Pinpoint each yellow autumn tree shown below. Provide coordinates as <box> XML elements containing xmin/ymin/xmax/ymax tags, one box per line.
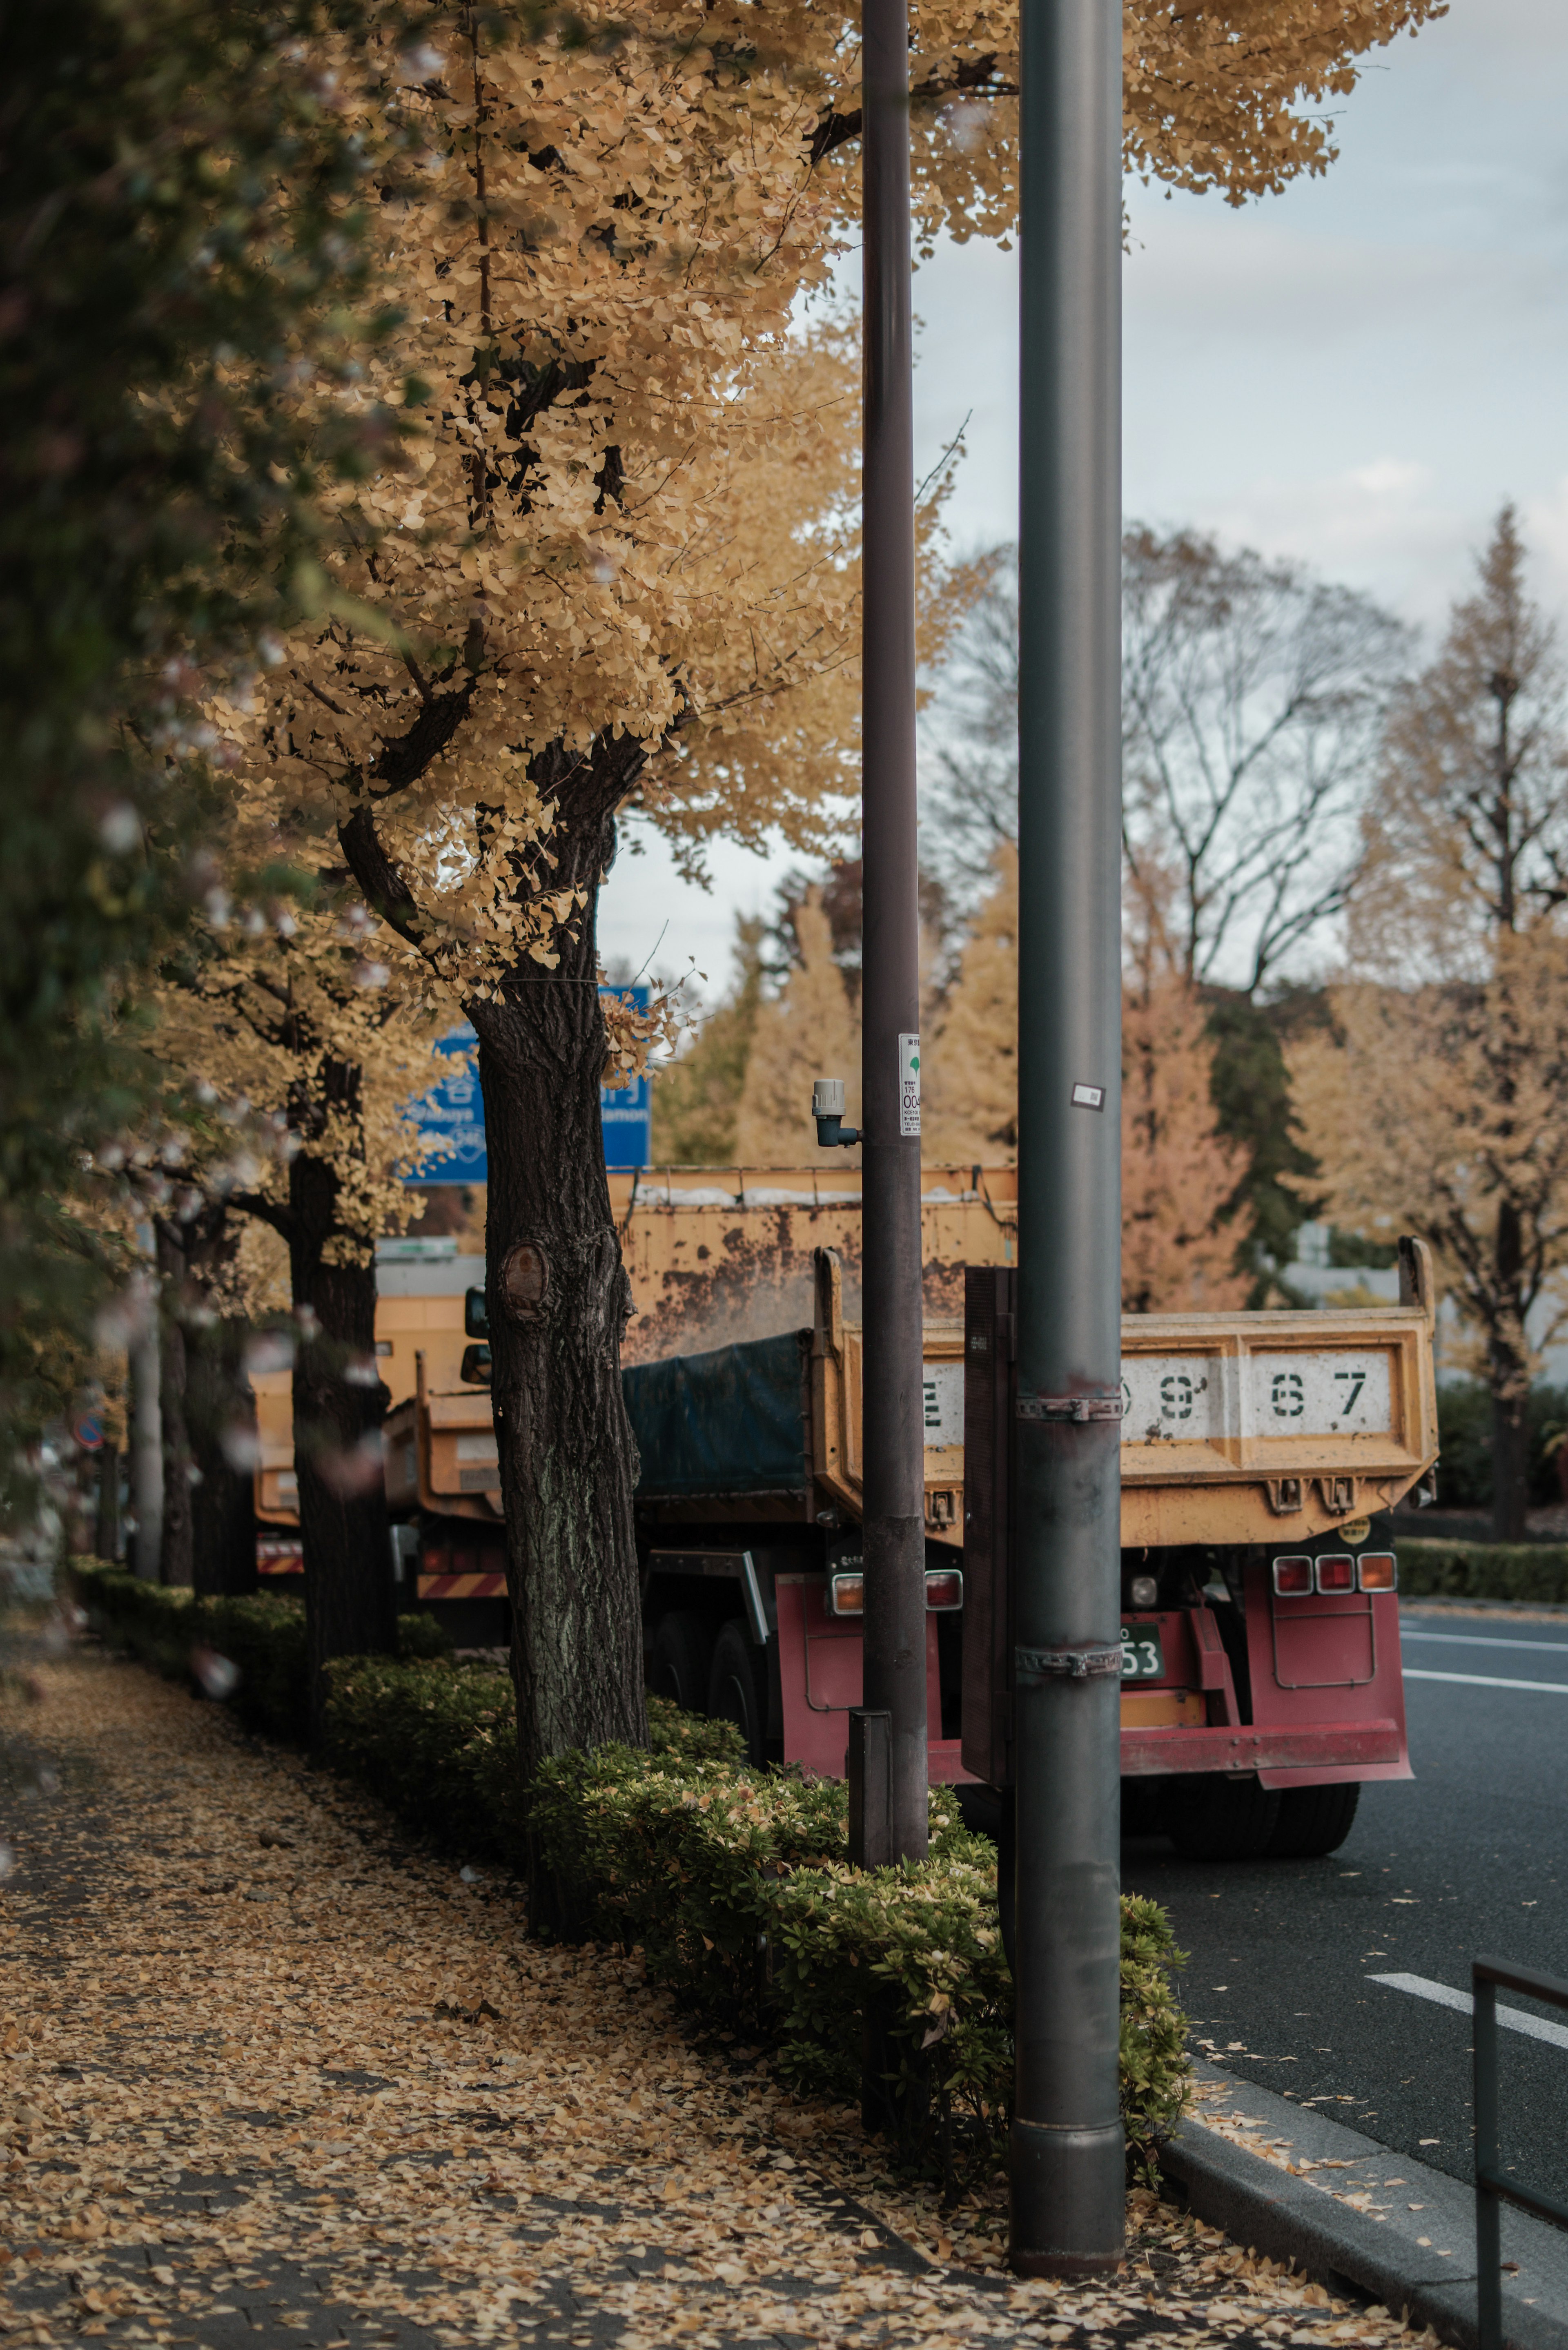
<box><xmin>1121</xmin><ymin>976</ymin><xmax>1252</xmax><ymax>1315</ymax></box>
<box><xmin>923</xmin><ymin>847</ymin><xmax>1020</xmax><ymax>1162</ymax></box>
<box><xmin>210</xmin><ymin>0</ymin><xmax>1448</xmax><ymax>1767</ymax></box>
<box><xmin>1298</xmin><ymin>509</ymin><xmax>1568</xmax><ymax>1538</ymax></box>
<box><xmin>925</xmin><ymin>851</ymin><xmax>1250</xmax><ymax>1305</ymax></box>
<box><xmin>734</xmin><ymin>891</ymin><xmax>862</xmax><ymax>1168</ymax></box>
<box><xmin>151</xmin><ymin>892</ymin><xmax>453</xmax><ymax>1733</ymax></box>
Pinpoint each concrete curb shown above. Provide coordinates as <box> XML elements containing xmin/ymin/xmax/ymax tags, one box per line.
<box><xmin>1159</xmin><ymin>2079</ymin><xmax>1568</xmax><ymax>2350</ymax></box>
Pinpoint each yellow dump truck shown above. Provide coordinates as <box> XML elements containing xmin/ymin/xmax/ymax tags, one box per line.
<box><xmin>250</xmin><ymin>1164</ymin><xmax>1019</xmax><ymax>1579</ymax></box>
<box><xmin>628</xmin><ymin>1239</ymin><xmax>1439</xmax><ymax>1861</ymax></box>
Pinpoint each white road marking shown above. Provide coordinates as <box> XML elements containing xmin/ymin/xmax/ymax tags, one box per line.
<box><xmin>1402</xmin><ymin>1668</ymin><xmax>1568</xmax><ymax>1694</ymax></box>
<box><xmin>1403</xmin><ymin>1630</ymin><xmax>1568</xmax><ymax>1655</ymax></box>
<box><xmin>1370</xmin><ymin>1973</ymin><xmax>1568</xmax><ymax>2052</ymax></box>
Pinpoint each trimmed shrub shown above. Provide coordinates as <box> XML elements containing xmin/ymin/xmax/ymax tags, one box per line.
<box><xmin>76</xmin><ymin>1560</ymin><xmax>1192</xmax><ymax>2193</ymax></box>
<box><xmin>1431</xmin><ymin>1378</ymin><xmax>1568</xmax><ymax>1511</ymax></box>
<box><xmin>1398</xmin><ymin>1539</ymin><xmax>1568</xmax><ymax>1606</ymax></box>
<box><xmin>321</xmin><ymin>1659</ymin><xmax>1189</xmax><ymax>2194</ymax></box>
<box><xmin>71</xmin><ymin>1559</ymin><xmax>448</xmax><ymax>1741</ymax></box>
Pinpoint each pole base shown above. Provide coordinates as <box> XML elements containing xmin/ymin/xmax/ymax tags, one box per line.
<box><xmin>1009</xmin><ymin>2118</ymin><xmax>1125</xmax><ymax>2277</ymax></box>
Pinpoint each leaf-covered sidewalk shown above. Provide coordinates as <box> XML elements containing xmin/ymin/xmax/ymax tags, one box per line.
<box><xmin>0</xmin><ymin>1648</ymin><xmax>1439</xmax><ymax>2350</ymax></box>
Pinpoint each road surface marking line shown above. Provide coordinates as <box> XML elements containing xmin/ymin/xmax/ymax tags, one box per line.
<box><xmin>1402</xmin><ymin>1668</ymin><xmax>1568</xmax><ymax>1694</ymax></box>
<box><xmin>1402</xmin><ymin>1631</ymin><xmax>1568</xmax><ymax>1655</ymax></box>
<box><xmin>1370</xmin><ymin>1973</ymin><xmax>1568</xmax><ymax>2051</ymax></box>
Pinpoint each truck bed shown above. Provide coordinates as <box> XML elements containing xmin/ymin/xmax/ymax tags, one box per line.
<box><xmin>629</xmin><ymin>1247</ymin><xmax>1439</xmax><ymax>1550</ymax></box>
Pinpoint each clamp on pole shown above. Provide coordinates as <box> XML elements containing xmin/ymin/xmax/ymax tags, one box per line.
<box><xmin>1015</xmin><ymin>1643</ymin><xmax>1123</xmax><ymax>1683</ymax></box>
<box><xmin>1016</xmin><ymin>1391</ymin><xmax>1125</xmax><ymax>1422</ymax></box>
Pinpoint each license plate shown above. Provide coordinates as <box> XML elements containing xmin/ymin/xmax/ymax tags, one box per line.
<box><xmin>1120</xmin><ymin>1623</ymin><xmax>1165</xmax><ymax>1681</ymax></box>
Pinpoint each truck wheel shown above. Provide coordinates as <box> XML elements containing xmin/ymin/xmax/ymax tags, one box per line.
<box><xmin>650</xmin><ymin>1612</ymin><xmax>716</xmax><ymax>1716</ymax></box>
<box><xmin>707</xmin><ymin>1620</ymin><xmax>766</xmax><ymax>1767</ymax></box>
<box><xmin>1266</xmin><ymin>1783</ymin><xmax>1361</xmax><ymax>1859</ymax></box>
<box><xmin>1167</xmin><ymin>1773</ymin><xmax>1281</xmax><ymax>1862</ymax></box>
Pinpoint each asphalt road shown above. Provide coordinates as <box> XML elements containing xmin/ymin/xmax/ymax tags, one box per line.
<box><xmin>1123</xmin><ymin>1603</ymin><xmax>1568</xmax><ymax>2207</ymax></box>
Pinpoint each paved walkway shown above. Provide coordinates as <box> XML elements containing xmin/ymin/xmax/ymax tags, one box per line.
<box><xmin>0</xmin><ymin>1647</ymin><xmax>1441</xmax><ymax>2350</ymax></box>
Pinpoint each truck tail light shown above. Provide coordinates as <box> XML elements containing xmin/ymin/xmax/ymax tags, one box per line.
<box><xmin>1315</xmin><ymin>1554</ymin><xmax>1355</xmax><ymax>1594</ymax></box>
<box><xmin>924</xmin><ymin>1568</ymin><xmax>964</xmax><ymax>1612</ymax></box>
<box><xmin>1358</xmin><ymin>1552</ymin><xmax>1397</xmax><ymax>1592</ymax></box>
<box><xmin>828</xmin><ymin>1571</ymin><xmax>864</xmax><ymax>1617</ymax></box>
<box><xmin>1272</xmin><ymin>1555</ymin><xmax>1312</xmax><ymax>1595</ymax></box>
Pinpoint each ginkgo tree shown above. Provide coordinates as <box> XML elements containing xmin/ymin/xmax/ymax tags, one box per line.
<box><xmin>217</xmin><ymin>0</ymin><xmax>1447</xmax><ymax>1773</ymax></box>
<box><xmin>153</xmin><ymin>890</ymin><xmax>454</xmax><ymax>1739</ymax></box>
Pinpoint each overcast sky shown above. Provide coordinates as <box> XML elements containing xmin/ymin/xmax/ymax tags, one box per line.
<box><xmin>601</xmin><ymin>0</ymin><xmax>1568</xmax><ymax>995</ymax></box>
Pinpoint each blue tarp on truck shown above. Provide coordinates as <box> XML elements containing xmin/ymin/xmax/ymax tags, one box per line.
<box><xmin>624</xmin><ymin>1330</ymin><xmax>806</xmax><ymax>1498</ymax></box>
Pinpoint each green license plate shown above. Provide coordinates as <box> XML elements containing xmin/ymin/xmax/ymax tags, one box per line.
<box><xmin>1120</xmin><ymin>1623</ymin><xmax>1165</xmax><ymax>1681</ymax></box>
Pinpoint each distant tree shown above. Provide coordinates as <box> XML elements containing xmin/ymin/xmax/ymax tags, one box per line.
<box><xmin>921</xmin><ymin>533</ymin><xmax>1383</xmax><ymax>1273</ymax></box>
<box><xmin>153</xmin><ymin>886</ymin><xmax>451</xmax><ymax>1739</ymax></box>
<box><xmin>1300</xmin><ymin>510</ymin><xmax>1568</xmax><ymax>1539</ymax></box>
<box><xmin>650</xmin><ymin>920</ymin><xmax>766</xmax><ymax>1167</ymax></box>
<box><xmin>923</xmin><ymin>533</ymin><xmax>1409</xmax><ymax>992</ymax></box>
<box><xmin>1202</xmin><ymin>989</ymin><xmax>1324</xmax><ymax>1299</ymax></box>
<box><xmin>922</xmin><ymin>852</ymin><xmax>1252</xmax><ymax>1306</ymax></box>
<box><xmin>1120</xmin><ymin>528</ymin><xmax>1410</xmax><ymax>992</ymax></box>
<box><xmin>1123</xmin><ymin>977</ymin><xmax>1253</xmax><ymax>1315</ymax></box>
<box><xmin>923</xmin><ymin>847</ymin><xmax>1020</xmax><ymax>1162</ymax></box>
<box><xmin>734</xmin><ymin>892</ymin><xmax>862</xmax><ymax>1168</ymax></box>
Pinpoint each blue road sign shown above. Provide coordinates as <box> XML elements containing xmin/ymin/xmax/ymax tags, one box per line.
<box><xmin>405</xmin><ymin>990</ymin><xmax>652</xmax><ymax>1182</ymax></box>
<box><xmin>601</xmin><ymin>984</ymin><xmax>652</xmax><ymax>1171</ymax></box>
<box><xmin>407</xmin><ymin>1026</ymin><xmax>487</xmax><ymax>1184</ymax></box>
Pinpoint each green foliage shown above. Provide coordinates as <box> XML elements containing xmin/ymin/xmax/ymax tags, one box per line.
<box><xmin>71</xmin><ymin>1558</ymin><xmax>447</xmax><ymax>1743</ymax></box>
<box><xmin>1427</xmin><ymin>1380</ymin><xmax>1568</xmax><ymax>1512</ymax></box>
<box><xmin>1326</xmin><ymin>1227</ymin><xmax>1397</xmax><ymax>1270</ymax></box>
<box><xmin>325</xmin><ymin>1655</ymin><xmax>517</xmax><ymax>1840</ymax></box>
<box><xmin>1202</xmin><ymin>988</ymin><xmax>1322</xmax><ymax>1299</ymax></box>
<box><xmin>76</xmin><ymin>1567</ymin><xmax>1190</xmax><ymax>2191</ymax></box>
<box><xmin>321</xmin><ymin>1660</ymin><xmax>1189</xmax><ymax>2194</ymax></box>
<box><xmin>649</xmin><ymin>918</ymin><xmax>765</xmax><ymax>1164</ymax></box>
<box><xmin>1397</xmin><ymin>1540</ymin><xmax>1568</xmax><ymax>1606</ymax></box>
<box><xmin>0</xmin><ymin>0</ymin><xmax>402</xmax><ymax>1476</ymax></box>
<box><xmin>528</xmin><ymin>1749</ymin><xmax>1189</xmax><ymax>2194</ymax></box>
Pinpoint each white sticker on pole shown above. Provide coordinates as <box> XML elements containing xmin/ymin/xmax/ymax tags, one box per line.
<box><xmin>899</xmin><ymin>1033</ymin><xmax>921</xmax><ymax>1136</ymax></box>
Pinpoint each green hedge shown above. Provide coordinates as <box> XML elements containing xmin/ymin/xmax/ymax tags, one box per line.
<box><xmin>71</xmin><ymin>1559</ymin><xmax>448</xmax><ymax>1742</ymax></box>
<box><xmin>75</xmin><ymin>1560</ymin><xmax>1192</xmax><ymax>2193</ymax></box>
<box><xmin>324</xmin><ymin>1657</ymin><xmax>1191</xmax><ymax>2195</ymax></box>
<box><xmin>1399</xmin><ymin>1539</ymin><xmax>1568</xmax><ymax>1605</ymax></box>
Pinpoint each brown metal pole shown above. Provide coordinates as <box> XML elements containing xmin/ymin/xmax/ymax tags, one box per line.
<box><xmin>857</xmin><ymin>0</ymin><xmax>929</xmax><ymax>1868</ymax></box>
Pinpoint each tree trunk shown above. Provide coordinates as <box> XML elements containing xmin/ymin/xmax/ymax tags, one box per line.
<box><xmin>188</xmin><ymin>1315</ymin><xmax>258</xmax><ymax>1597</ymax></box>
<box><xmin>1490</xmin><ymin>1200</ymin><xmax>1530</xmax><ymax>1542</ymax></box>
<box><xmin>288</xmin><ymin>1145</ymin><xmax>396</xmax><ymax>1750</ymax></box>
<box><xmin>94</xmin><ymin>1446</ymin><xmax>122</xmax><ymax>1563</ymax></box>
<box><xmin>128</xmin><ymin>1263</ymin><xmax>163</xmax><ymax>1581</ymax></box>
<box><xmin>155</xmin><ymin>1224</ymin><xmax>195</xmax><ymax>1587</ymax></box>
<box><xmin>471</xmin><ymin>811</ymin><xmax>647</xmax><ymax>1783</ymax></box>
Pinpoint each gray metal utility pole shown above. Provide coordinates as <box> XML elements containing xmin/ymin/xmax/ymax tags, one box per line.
<box><xmin>1010</xmin><ymin>0</ymin><xmax>1125</xmax><ymax>2279</ymax></box>
<box><xmin>856</xmin><ymin>0</ymin><xmax>928</xmax><ymax>1867</ymax></box>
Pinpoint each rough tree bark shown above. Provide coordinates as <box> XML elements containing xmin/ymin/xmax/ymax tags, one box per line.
<box><xmin>285</xmin><ymin>1133</ymin><xmax>397</xmax><ymax>1749</ymax></box>
<box><xmin>470</xmin><ymin>804</ymin><xmax>647</xmax><ymax>1785</ymax></box>
<box><xmin>154</xmin><ymin>1223</ymin><xmax>195</xmax><ymax>1589</ymax></box>
<box><xmin>187</xmin><ymin>1311</ymin><xmax>258</xmax><ymax>1597</ymax></box>
<box><xmin>339</xmin><ymin>743</ymin><xmax>650</xmax><ymax>1787</ymax></box>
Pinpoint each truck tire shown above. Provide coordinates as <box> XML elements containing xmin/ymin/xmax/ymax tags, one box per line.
<box><xmin>1266</xmin><ymin>1782</ymin><xmax>1361</xmax><ymax>1859</ymax></box>
<box><xmin>650</xmin><ymin>1612</ymin><xmax>716</xmax><ymax>1716</ymax></box>
<box><xmin>707</xmin><ymin>1620</ymin><xmax>766</xmax><ymax>1767</ymax></box>
<box><xmin>1167</xmin><ymin>1773</ymin><xmax>1281</xmax><ymax>1862</ymax></box>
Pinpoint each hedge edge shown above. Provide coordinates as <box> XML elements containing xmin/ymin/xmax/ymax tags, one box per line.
<box><xmin>71</xmin><ymin>1558</ymin><xmax>1193</xmax><ymax>2196</ymax></box>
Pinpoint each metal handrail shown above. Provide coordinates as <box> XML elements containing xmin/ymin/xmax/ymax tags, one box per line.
<box><xmin>1473</xmin><ymin>1955</ymin><xmax>1568</xmax><ymax>2350</ymax></box>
